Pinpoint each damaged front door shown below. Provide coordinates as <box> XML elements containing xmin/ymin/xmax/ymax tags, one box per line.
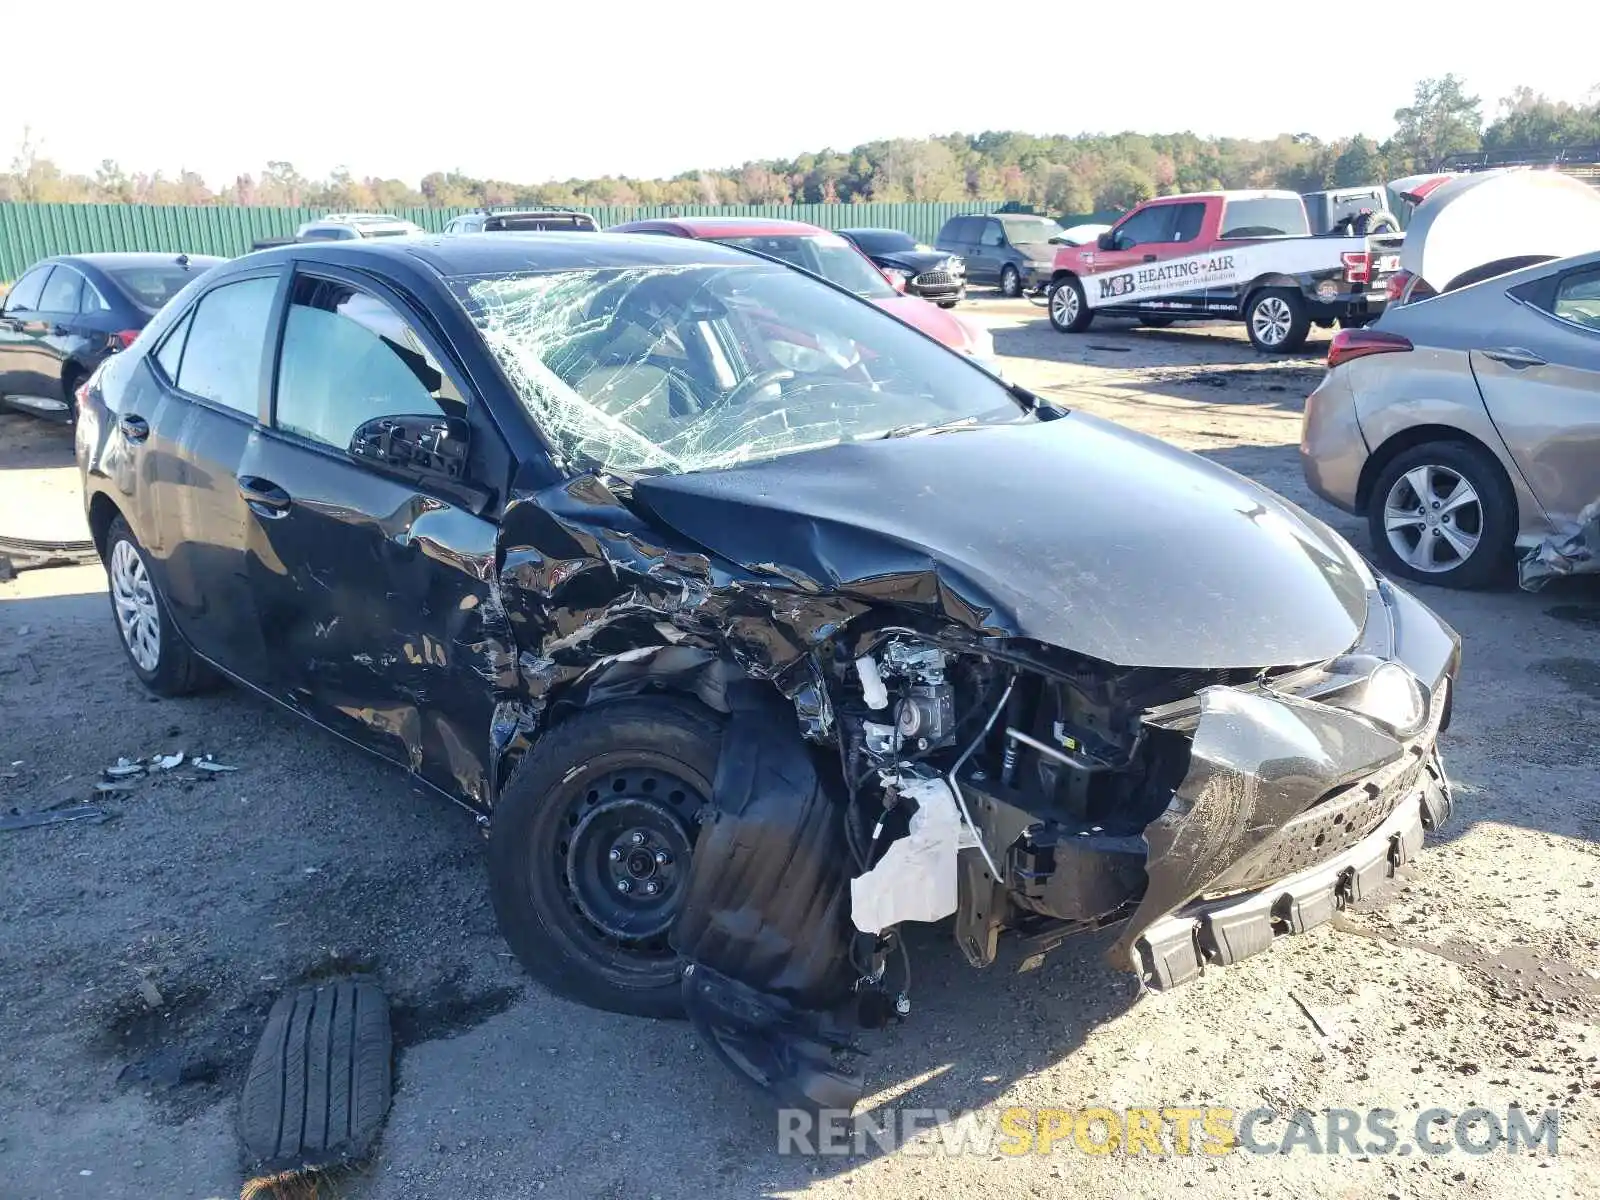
<box><xmin>240</xmin><ymin>266</ymin><xmax>512</xmax><ymax>806</ymax></box>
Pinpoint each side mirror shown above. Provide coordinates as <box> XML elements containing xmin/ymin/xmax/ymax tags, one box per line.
<box><xmin>1097</xmin><ymin>231</ymin><xmax>1118</xmax><ymax>251</ymax></box>
<box><xmin>350</xmin><ymin>413</ymin><xmax>470</xmax><ymax>481</ymax></box>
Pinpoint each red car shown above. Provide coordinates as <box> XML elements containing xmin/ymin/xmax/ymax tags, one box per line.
<box><xmin>606</xmin><ymin>216</ymin><xmax>996</xmax><ymax>365</ymax></box>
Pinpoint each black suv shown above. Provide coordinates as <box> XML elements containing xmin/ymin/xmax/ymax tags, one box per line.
<box><xmin>76</xmin><ymin>234</ymin><xmax>1458</xmax><ymax>1111</ymax></box>
<box><xmin>442</xmin><ymin>209</ymin><xmax>599</xmax><ymax>233</ymax></box>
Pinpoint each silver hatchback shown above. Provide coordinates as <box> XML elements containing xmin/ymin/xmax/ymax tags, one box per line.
<box><xmin>1301</xmin><ymin>249</ymin><xmax>1600</xmax><ymax>588</ymax></box>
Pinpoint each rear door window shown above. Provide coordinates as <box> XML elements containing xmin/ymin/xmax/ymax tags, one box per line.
<box><xmin>274</xmin><ymin>275</ymin><xmax>462</xmax><ymax>451</ymax></box>
<box><xmin>979</xmin><ymin>221</ymin><xmax>1004</xmax><ymax>247</ymax></box>
<box><xmin>3</xmin><ymin>266</ymin><xmax>52</xmax><ymax>313</ymax></box>
<box><xmin>172</xmin><ymin>276</ymin><xmax>278</xmax><ymax>416</ymax></box>
<box><xmin>39</xmin><ymin>266</ymin><xmax>83</xmax><ymax>313</ymax></box>
<box><xmin>1552</xmin><ymin>267</ymin><xmax>1600</xmax><ymax>332</ymax></box>
<box><xmin>1219</xmin><ymin>197</ymin><xmax>1309</xmax><ymax>239</ymax></box>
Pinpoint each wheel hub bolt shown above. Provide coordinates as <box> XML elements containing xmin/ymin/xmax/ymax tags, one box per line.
<box><xmin>608</xmin><ymin>848</ymin><xmax>622</xmax><ymax>862</ymax></box>
<box><xmin>616</xmin><ymin>879</ymin><xmax>632</xmax><ymax>894</ymax></box>
<box><xmin>630</xmin><ymin>831</ymin><xmax>646</xmax><ymax>846</ymax></box>
<box><xmin>654</xmin><ymin>850</ymin><xmax>671</xmax><ymax>866</ymax></box>
<box><xmin>643</xmin><ymin>881</ymin><xmax>660</xmax><ymax>896</ymax></box>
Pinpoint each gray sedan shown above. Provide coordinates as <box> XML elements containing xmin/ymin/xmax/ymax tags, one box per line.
<box><xmin>1302</xmin><ymin>249</ymin><xmax>1600</xmax><ymax>588</ymax></box>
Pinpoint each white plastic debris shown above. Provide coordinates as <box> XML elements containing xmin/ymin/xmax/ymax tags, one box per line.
<box><xmin>855</xmin><ymin>655</ymin><xmax>888</xmax><ymax>710</ymax></box>
<box><xmin>850</xmin><ymin>777</ymin><xmax>976</xmax><ymax>934</ymax></box>
<box><xmin>194</xmin><ymin>758</ymin><xmax>238</xmax><ymax>774</ymax></box>
<box><xmin>153</xmin><ymin>752</ymin><xmax>185</xmax><ymax>771</ymax></box>
<box><xmin>104</xmin><ymin>759</ymin><xmax>145</xmax><ymax>780</ymax></box>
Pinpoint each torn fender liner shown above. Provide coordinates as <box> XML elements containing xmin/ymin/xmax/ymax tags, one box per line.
<box><xmin>239</xmin><ymin>980</ymin><xmax>392</xmax><ymax>1173</ymax></box>
<box><xmin>1112</xmin><ymin>685</ymin><xmax>1408</xmax><ymax>973</ymax></box>
<box><xmin>850</xmin><ymin>777</ymin><xmax>974</xmax><ymax>934</ymax></box>
<box><xmin>1519</xmin><ymin>497</ymin><xmax>1600</xmax><ymax>591</ymax></box>
<box><xmin>671</xmin><ymin>684</ymin><xmax>862</xmax><ymax>1110</ymax></box>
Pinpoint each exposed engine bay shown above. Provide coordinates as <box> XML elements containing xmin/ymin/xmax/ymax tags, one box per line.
<box><xmin>669</xmin><ymin>579</ymin><xmax>1459</xmax><ymax>1111</ymax></box>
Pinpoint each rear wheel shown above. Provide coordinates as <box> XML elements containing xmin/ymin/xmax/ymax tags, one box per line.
<box><xmin>999</xmin><ymin>265</ymin><xmax>1022</xmax><ymax>298</ymax></box>
<box><xmin>1244</xmin><ymin>288</ymin><xmax>1310</xmax><ymax>352</ymax></box>
<box><xmin>488</xmin><ymin>698</ymin><xmax>722</xmax><ymax>1018</ymax></box>
<box><xmin>1047</xmin><ymin>276</ymin><xmax>1093</xmax><ymax>333</ymax></box>
<box><xmin>1365</xmin><ymin>441</ymin><xmax>1516</xmax><ymax>589</ymax></box>
<box><xmin>104</xmin><ymin>517</ymin><xmax>213</xmax><ymax>695</ymax></box>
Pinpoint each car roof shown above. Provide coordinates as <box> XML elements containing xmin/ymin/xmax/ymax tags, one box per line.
<box><xmin>471</xmin><ymin>209</ymin><xmax>593</xmax><ymax>219</ymax></box>
<box><xmin>243</xmin><ymin>231</ymin><xmax>769</xmax><ymax>278</ymax></box>
<box><xmin>609</xmin><ymin>215</ymin><xmax>828</xmax><ymax>239</ymax></box>
<box><xmin>50</xmin><ymin>252</ymin><xmax>227</xmax><ymax>271</ymax></box>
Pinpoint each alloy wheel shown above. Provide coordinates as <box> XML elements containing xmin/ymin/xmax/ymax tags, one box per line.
<box><xmin>1382</xmin><ymin>464</ymin><xmax>1482</xmax><ymax>573</ymax></box>
<box><xmin>1250</xmin><ymin>295</ymin><xmax>1293</xmax><ymax>347</ymax></box>
<box><xmin>110</xmin><ymin>539</ymin><xmax>160</xmax><ymax>672</ymax></box>
<box><xmin>1050</xmin><ymin>284</ymin><xmax>1079</xmax><ymax>326</ymax></box>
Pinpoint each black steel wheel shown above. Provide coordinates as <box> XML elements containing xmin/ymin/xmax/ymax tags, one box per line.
<box><xmin>488</xmin><ymin>698</ymin><xmax>721</xmax><ymax>1017</ymax></box>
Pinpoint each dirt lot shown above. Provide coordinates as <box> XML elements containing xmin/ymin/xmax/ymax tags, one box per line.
<box><xmin>2</xmin><ymin>298</ymin><xmax>1597</xmax><ymax>1200</ymax></box>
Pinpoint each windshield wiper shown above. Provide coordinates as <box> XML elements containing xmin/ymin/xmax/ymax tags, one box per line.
<box><xmin>879</xmin><ymin>416</ymin><xmax>982</xmax><ymax>439</ymax></box>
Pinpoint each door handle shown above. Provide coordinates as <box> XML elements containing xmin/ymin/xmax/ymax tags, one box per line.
<box><xmin>118</xmin><ymin>414</ymin><xmax>150</xmax><ymax>443</ymax></box>
<box><xmin>1142</xmin><ymin>254</ymin><xmax>1158</xmax><ymax>262</ymax></box>
<box><xmin>1483</xmin><ymin>346</ymin><xmax>1547</xmax><ymax>369</ymax></box>
<box><xmin>238</xmin><ymin>476</ymin><xmax>292</xmax><ymax>518</ymax></box>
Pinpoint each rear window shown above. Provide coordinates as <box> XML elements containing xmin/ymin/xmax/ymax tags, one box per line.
<box><xmin>484</xmin><ymin>214</ymin><xmax>599</xmax><ymax>232</ymax></box>
<box><xmin>108</xmin><ymin>264</ymin><xmax>211</xmax><ymax>313</ymax></box>
<box><xmin>1220</xmin><ymin>197</ymin><xmax>1309</xmax><ymax>239</ymax></box>
<box><xmin>998</xmin><ymin>217</ymin><xmax>1065</xmax><ymax>245</ymax></box>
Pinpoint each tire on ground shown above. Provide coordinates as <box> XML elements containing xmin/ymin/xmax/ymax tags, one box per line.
<box><xmin>1244</xmin><ymin>287</ymin><xmax>1311</xmax><ymax>352</ymax></box>
<box><xmin>487</xmin><ymin>696</ymin><xmax>724</xmax><ymax>1019</ymax></box>
<box><xmin>104</xmin><ymin>516</ymin><xmax>215</xmax><ymax>696</ymax></box>
<box><xmin>1364</xmin><ymin>439</ymin><xmax>1517</xmax><ymax>589</ymax></box>
<box><xmin>1047</xmin><ymin>275</ymin><xmax>1093</xmax><ymax>333</ymax></box>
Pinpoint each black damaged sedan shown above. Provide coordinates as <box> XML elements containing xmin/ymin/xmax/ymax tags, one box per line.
<box><xmin>77</xmin><ymin>233</ymin><xmax>1459</xmax><ymax>1110</ymax></box>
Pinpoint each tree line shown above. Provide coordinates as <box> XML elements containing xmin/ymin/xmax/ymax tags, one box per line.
<box><xmin>3</xmin><ymin>77</ymin><xmax>1596</xmax><ymax>213</ymax></box>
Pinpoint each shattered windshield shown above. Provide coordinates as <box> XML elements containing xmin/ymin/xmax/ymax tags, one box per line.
<box><xmin>453</xmin><ymin>262</ymin><xmax>1020</xmax><ymax>475</ymax></box>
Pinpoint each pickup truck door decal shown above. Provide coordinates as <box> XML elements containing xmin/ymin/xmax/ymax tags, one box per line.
<box><xmin>1080</xmin><ymin>237</ymin><xmax>1367</xmax><ymax>310</ymax></box>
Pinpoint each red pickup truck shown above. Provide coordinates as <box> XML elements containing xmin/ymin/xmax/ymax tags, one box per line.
<box><xmin>1045</xmin><ymin>190</ymin><xmax>1403</xmax><ymax>351</ymax></box>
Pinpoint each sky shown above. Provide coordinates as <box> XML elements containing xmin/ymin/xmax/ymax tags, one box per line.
<box><xmin>5</xmin><ymin>0</ymin><xmax>1595</xmax><ymax>188</ymax></box>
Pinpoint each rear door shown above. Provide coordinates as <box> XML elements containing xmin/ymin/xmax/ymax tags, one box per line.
<box><xmin>1471</xmin><ymin>262</ymin><xmax>1600</xmax><ymax>523</ymax></box>
<box><xmin>237</xmin><ymin>262</ymin><xmax>509</xmax><ymax>804</ymax></box>
<box><xmin>125</xmin><ymin>267</ymin><xmax>283</xmax><ymax>681</ymax></box>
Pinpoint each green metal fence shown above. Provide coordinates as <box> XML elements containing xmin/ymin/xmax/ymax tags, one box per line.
<box><xmin>0</xmin><ymin>201</ymin><xmax>1017</xmax><ymax>280</ymax></box>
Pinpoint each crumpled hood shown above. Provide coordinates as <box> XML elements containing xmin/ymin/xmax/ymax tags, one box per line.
<box><xmin>631</xmin><ymin>411</ymin><xmax>1371</xmax><ymax>669</ymax></box>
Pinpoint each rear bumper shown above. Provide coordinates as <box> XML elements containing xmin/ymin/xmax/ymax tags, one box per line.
<box><xmin>1133</xmin><ymin>753</ymin><xmax>1452</xmax><ymax>989</ymax></box>
<box><xmin>1300</xmin><ymin>367</ymin><xmax>1370</xmax><ymax>514</ymax></box>
<box><xmin>1308</xmin><ymin>288</ymin><xmax>1389</xmax><ymax>322</ymax></box>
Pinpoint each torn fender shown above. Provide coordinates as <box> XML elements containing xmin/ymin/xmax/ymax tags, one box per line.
<box><xmin>1110</xmin><ymin>684</ymin><xmax>1407</xmax><ymax>969</ymax></box>
<box><xmin>1519</xmin><ymin>497</ymin><xmax>1600</xmax><ymax>591</ymax></box>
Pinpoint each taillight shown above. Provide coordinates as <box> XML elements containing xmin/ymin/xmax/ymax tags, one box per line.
<box><xmin>75</xmin><ymin>382</ymin><xmax>91</xmax><ymax>411</ymax></box>
<box><xmin>1341</xmin><ymin>250</ymin><xmax>1371</xmax><ymax>284</ymax></box>
<box><xmin>113</xmin><ymin>329</ymin><xmax>140</xmax><ymax>350</ymax></box>
<box><xmin>1385</xmin><ymin>270</ymin><xmax>1437</xmax><ymax>306</ymax></box>
<box><xmin>1328</xmin><ymin>329</ymin><xmax>1413</xmax><ymax>369</ymax></box>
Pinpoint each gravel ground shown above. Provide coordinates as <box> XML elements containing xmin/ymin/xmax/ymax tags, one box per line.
<box><xmin>1</xmin><ymin>299</ymin><xmax>1597</xmax><ymax>1200</ymax></box>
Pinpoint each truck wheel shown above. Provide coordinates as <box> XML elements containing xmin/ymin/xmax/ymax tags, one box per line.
<box><xmin>1245</xmin><ymin>288</ymin><xmax>1310</xmax><ymax>352</ymax></box>
<box><xmin>488</xmin><ymin>697</ymin><xmax>723</xmax><ymax>1018</ymax></box>
<box><xmin>1356</xmin><ymin>210</ymin><xmax>1400</xmax><ymax>235</ymax></box>
<box><xmin>1047</xmin><ymin>276</ymin><xmax>1093</xmax><ymax>333</ymax></box>
<box><xmin>1366</xmin><ymin>441</ymin><xmax>1515</xmax><ymax>589</ymax></box>
<box><xmin>999</xmin><ymin>265</ymin><xmax>1022</xmax><ymax>297</ymax></box>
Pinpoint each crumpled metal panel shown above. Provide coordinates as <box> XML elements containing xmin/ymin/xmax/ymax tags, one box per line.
<box><xmin>1109</xmin><ymin>685</ymin><xmax>1405</xmax><ymax>966</ymax></box>
<box><xmin>1519</xmin><ymin>497</ymin><xmax>1600</xmax><ymax>590</ymax></box>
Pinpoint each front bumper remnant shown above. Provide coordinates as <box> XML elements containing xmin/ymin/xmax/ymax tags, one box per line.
<box><xmin>1134</xmin><ymin>754</ymin><xmax>1452</xmax><ymax>989</ymax></box>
